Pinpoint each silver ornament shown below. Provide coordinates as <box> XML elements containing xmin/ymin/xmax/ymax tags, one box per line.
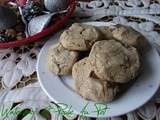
<box><xmin>27</xmin><ymin>10</ymin><xmax>67</xmax><ymax>36</ymax></box>
<box><xmin>44</xmin><ymin>0</ymin><xmax>68</xmax><ymax>12</ymax></box>
<box><xmin>0</xmin><ymin>6</ymin><xmax>17</xmax><ymax>30</ymax></box>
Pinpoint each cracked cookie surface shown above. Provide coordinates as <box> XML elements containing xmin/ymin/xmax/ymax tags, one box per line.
<box><xmin>89</xmin><ymin>40</ymin><xmax>140</xmax><ymax>83</ymax></box>
<box><xmin>112</xmin><ymin>25</ymin><xmax>146</xmax><ymax>52</ymax></box>
<box><xmin>98</xmin><ymin>26</ymin><xmax>115</xmax><ymax>39</ymax></box>
<box><xmin>72</xmin><ymin>57</ymin><xmax>119</xmax><ymax>102</ymax></box>
<box><xmin>47</xmin><ymin>43</ymin><xmax>79</xmax><ymax>75</ymax></box>
<box><xmin>60</xmin><ymin>23</ymin><xmax>101</xmax><ymax>51</ymax></box>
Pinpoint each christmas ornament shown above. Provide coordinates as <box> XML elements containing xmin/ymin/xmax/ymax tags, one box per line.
<box><xmin>0</xmin><ymin>5</ymin><xmax>17</xmax><ymax>29</ymax></box>
<box><xmin>44</xmin><ymin>0</ymin><xmax>67</xmax><ymax>12</ymax></box>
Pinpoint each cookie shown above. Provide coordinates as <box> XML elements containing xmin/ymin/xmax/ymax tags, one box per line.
<box><xmin>47</xmin><ymin>43</ymin><xmax>79</xmax><ymax>75</ymax></box>
<box><xmin>89</xmin><ymin>40</ymin><xmax>140</xmax><ymax>83</ymax></box>
<box><xmin>72</xmin><ymin>57</ymin><xmax>119</xmax><ymax>102</ymax></box>
<box><xmin>60</xmin><ymin>23</ymin><xmax>101</xmax><ymax>51</ymax></box>
<box><xmin>98</xmin><ymin>26</ymin><xmax>115</xmax><ymax>39</ymax></box>
<box><xmin>112</xmin><ymin>25</ymin><xmax>146</xmax><ymax>51</ymax></box>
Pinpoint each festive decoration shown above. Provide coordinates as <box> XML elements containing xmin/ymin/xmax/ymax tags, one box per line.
<box><xmin>0</xmin><ymin>0</ymin><xmax>76</xmax><ymax>48</ymax></box>
<box><xmin>0</xmin><ymin>34</ymin><xmax>12</xmax><ymax>42</ymax></box>
<box><xmin>0</xmin><ymin>29</ymin><xmax>17</xmax><ymax>42</ymax></box>
<box><xmin>21</xmin><ymin>0</ymin><xmax>43</xmax><ymax>22</ymax></box>
<box><xmin>0</xmin><ymin>5</ymin><xmax>17</xmax><ymax>29</ymax></box>
<box><xmin>27</xmin><ymin>10</ymin><xmax>67</xmax><ymax>35</ymax></box>
<box><xmin>44</xmin><ymin>0</ymin><xmax>68</xmax><ymax>12</ymax></box>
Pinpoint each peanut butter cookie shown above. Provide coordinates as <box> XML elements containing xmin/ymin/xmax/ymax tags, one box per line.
<box><xmin>112</xmin><ymin>25</ymin><xmax>146</xmax><ymax>51</ymax></box>
<box><xmin>60</xmin><ymin>23</ymin><xmax>101</xmax><ymax>51</ymax></box>
<box><xmin>47</xmin><ymin>43</ymin><xmax>79</xmax><ymax>75</ymax></box>
<box><xmin>89</xmin><ymin>40</ymin><xmax>140</xmax><ymax>83</ymax></box>
<box><xmin>72</xmin><ymin>57</ymin><xmax>119</xmax><ymax>102</ymax></box>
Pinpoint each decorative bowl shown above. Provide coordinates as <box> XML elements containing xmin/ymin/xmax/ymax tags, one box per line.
<box><xmin>0</xmin><ymin>0</ymin><xmax>76</xmax><ymax>48</ymax></box>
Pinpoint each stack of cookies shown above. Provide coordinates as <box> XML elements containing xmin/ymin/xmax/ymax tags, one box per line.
<box><xmin>47</xmin><ymin>23</ymin><xmax>146</xmax><ymax>102</ymax></box>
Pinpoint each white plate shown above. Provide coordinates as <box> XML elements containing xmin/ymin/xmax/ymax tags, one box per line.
<box><xmin>37</xmin><ymin>22</ymin><xmax>160</xmax><ymax>118</ymax></box>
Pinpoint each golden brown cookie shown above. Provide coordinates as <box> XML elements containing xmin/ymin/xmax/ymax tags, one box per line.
<box><xmin>72</xmin><ymin>57</ymin><xmax>119</xmax><ymax>102</ymax></box>
<box><xmin>98</xmin><ymin>26</ymin><xmax>115</xmax><ymax>39</ymax></box>
<box><xmin>47</xmin><ymin>43</ymin><xmax>79</xmax><ymax>75</ymax></box>
<box><xmin>112</xmin><ymin>25</ymin><xmax>146</xmax><ymax>51</ymax></box>
<box><xmin>89</xmin><ymin>40</ymin><xmax>140</xmax><ymax>83</ymax></box>
<box><xmin>60</xmin><ymin>23</ymin><xmax>101</xmax><ymax>51</ymax></box>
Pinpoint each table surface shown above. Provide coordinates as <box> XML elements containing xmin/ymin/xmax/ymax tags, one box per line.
<box><xmin>0</xmin><ymin>0</ymin><xmax>160</xmax><ymax>120</ymax></box>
